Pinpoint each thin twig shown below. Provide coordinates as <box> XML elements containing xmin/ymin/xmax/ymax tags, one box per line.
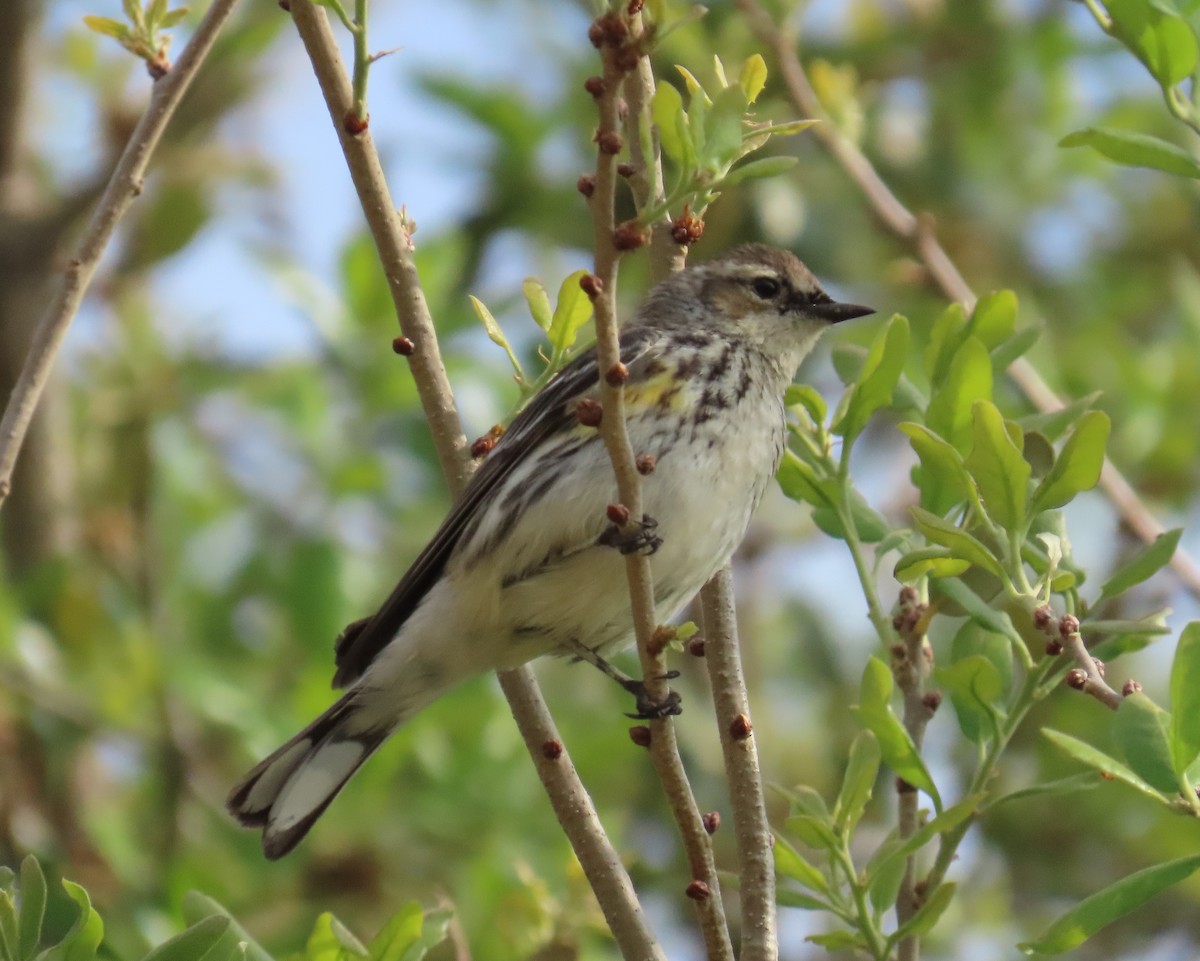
<box><xmin>1033</xmin><ymin>606</ymin><xmax>1124</xmax><ymax>711</ymax></box>
<box><xmin>0</xmin><ymin>0</ymin><xmax>242</xmax><ymax>508</ymax></box>
<box><xmin>700</xmin><ymin>568</ymin><xmax>778</xmax><ymax>961</ymax></box>
<box><xmin>588</xmin><ymin>23</ymin><xmax>734</xmax><ymax>961</ymax></box>
<box><xmin>737</xmin><ymin>0</ymin><xmax>1200</xmax><ymax>600</ymax></box>
<box><xmin>289</xmin><ymin>6</ymin><xmax>664</xmax><ymax>958</ymax></box>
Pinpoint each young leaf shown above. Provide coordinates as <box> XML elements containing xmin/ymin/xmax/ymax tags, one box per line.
<box><xmin>929</xmin><ymin>577</ymin><xmax>1018</xmax><ymax>639</ymax></box>
<box><xmin>987</xmin><ymin>772</ymin><xmax>1101</xmax><ymax>809</ymax></box>
<box><xmin>521</xmin><ymin>278</ymin><xmax>552</xmax><ymax>331</ymax></box>
<box><xmin>139</xmin><ymin>918</ymin><xmax>231</xmax><ymax>961</ymax></box>
<box><xmin>1113</xmin><ymin>694</ymin><xmax>1177</xmax><ymax>793</ymax></box>
<box><xmin>773</xmin><ymin>833</ymin><xmax>829</xmax><ymax>892</ymax></box>
<box><xmin>935</xmin><ymin>655</ymin><xmax>1004</xmax><ymax>744</ymax></box>
<box><xmin>1169</xmin><ymin>623</ymin><xmax>1200</xmax><ymax>775</ymax></box>
<box><xmin>1106</xmin><ymin>0</ymin><xmax>1198</xmax><ymax>86</ymax></box>
<box><xmin>1019</xmin><ymin>856</ymin><xmax>1200</xmax><ymax>955</ymax></box>
<box><xmin>967</xmin><ymin>290</ymin><xmax>1017</xmax><ymax>349</ymax></box>
<box><xmin>46</xmin><ymin>882</ymin><xmax>103</xmax><ymax>961</ymax></box>
<box><xmin>1095</xmin><ymin>529</ymin><xmax>1182</xmax><ymax>604</ymax></box>
<box><xmin>160</xmin><ymin>6</ymin><xmax>189</xmax><ymax>27</ymax></box>
<box><xmin>894</xmin><ymin>547</ymin><xmax>970</xmax><ymax>582</ymax></box>
<box><xmin>82</xmin><ymin>16</ymin><xmax>132</xmax><ymax>40</ymax></box>
<box><xmin>889</xmin><ymin>882</ymin><xmax>956</xmax><ymax>944</ymax></box>
<box><xmin>548</xmin><ymin>270</ymin><xmax>594</xmax><ymax>354</ymax></box>
<box><xmin>181</xmin><ymin>893</ymin><xmax>273</xmax><ymax>961</ymax></box>
<box><xmin>1030</xmin><ymin>411</ymin><xmax>1109</xmax><ymax>515</ymax></box>
<box><xmin>651</xmin><ymin>82</ymin><xmax>687</xmax><ymax>163</ymax></box>
<box><xmin>776</xmin><ymin>450</ymin><xmax>836</xmax><ymax>509</ymax></box>
<box><xmin>909</xmin><ymin>506</ymin><xmax>1005</xmax><ymax>577</ymax></box>
<box><xmin>739</xmin><ymin>53</ymin><xmax>768</xmax><ymax>102</ymax></box>
<box><xmin>864</xmin><ymin>797</ymin><xmax>981</xmax><ymax>891</ymax></box>
<box><xmin>17</xmin><ymin>858</ymin><xmax>46</xmax><ymax>961</ymax></box>
<box><xmin>722</xmin><ymin>155</ymin><xmax>798</xmax><ymax>186</ymax></box>
<box><xmin>964</xmin><ymin>400</ymin><xmax>1030</xmax><ymax>532</ymax></box>
<box><xmin>833</xmin><ymin>314</ymin><xmax>910</xmax><ymax>444</ymax></box>
<box><xmin>898</xmin><ymin>422</ymin><xmax>974</xmax><ymax>515</ymax></box>
<box><xmin>702</xmin><ymin>84</ymin><xmax>749</xmax><ymax>171</ymax></box>
<box><xmin>784</xmin><ymin>814</ymin><xmax>839</xmax><ymax>851</ymax></box>
<box><xmin>1041</xmin><ymin>730</ymin><xmax>1171</xmax><ymax>804</ymax></box>
<box><xmin>924</xmin><ymin>302</ymin><xmax>967</xmax><ymax>386</ymax></box>
<box><xmin>366</xmin><ymin>903</ymin><xmax>424</xmax><ymax>961</ymax></box>
<box><xmin>925</xmin><ymin>336</ymin><xmax>993</xmax><ymax>453</ymax></box>
<box><xmin>785</xmin><ymin>384</ymin><xmax>827</xmax><ymax>424</ymax></box>
<box><xmin>1060</xmin><ymin>127</ymin><xmax>1200</xmax><ymax>178</ymax></box>
<box><xmin>851</xmin><ymin>658</ymin><xmax>941</xmax><ymax>808</ymax></box>
<box><xmin>833</xmin><ymin>730</ymin><xmax>881</xmax><ymax>832</ymax></box>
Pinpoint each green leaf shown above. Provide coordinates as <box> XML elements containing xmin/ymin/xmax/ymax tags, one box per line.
<box><xmin>1114</xmin><ymin>694</ymin><xmax>1178</xmax><ymax>795</ymax></box>
<box><xmin>967</xmin><ymin>290</ymin><xmax>1017</xmax><ymax>349</ymax></box>
<box><xmin>833</xmin><ymin>730</ymin><xmax>880</xmax><ymax>832</ymax></box>
<box><xmin>548</xmin><ymin>270</ymin><xmax>594</xmax><ymax>355</ymax></box>
<box><xmin>924</xmin><ymin>302</ymin><xmax>968</xmax><ymax>386</ymax></box>
<box><xmin>834</xmin><ymin>315</ymin><xmax>910</xmax><ymax>444</ymax></box>
<box><xmin>738</xmin><ymin>53</ymin><xmax>768</xmax><ymax>102</ymax></box>
<box><xmin>1096</xmin><ymin>529</ymin><xmax>1182</xmax><ymax>604</ymax></box>
<box><xmin>776</xmin><ymin>450</ymin><xmax>835</xmax><ymax>509</ymax></box>
<box><xmin>865</xmin><ymin>797</ymin><xmax>981</xmax><ymax>890</ymax></box>
<box><xmin>812</xmin><ymin>487</ymin><xmax>890</xmax><ymax>544</ymax></box>
<box><xmin>773</xmin><ymin>834</ymin><xmax>828</xmax><ymax>892</ymax></box>
<box><xmin>147</xmin><ymin>0</ymin><xmax>168</xmax><ymax>28</ymax></box>
<box><xmin>909</xmin><ymin>507</ymin><xmax>1005</xmax><ymax>577</ymax></box>
<box><xmin>783</xmin><ymin>814</ymin><xmax>839</xmax><ymax>851</ymax></box>
<box><xmin>159</xmin><ymin>6</ymin><xmax>189</xmax><ymax>27</ymax></box>
<box><xmin>851</xmin><ymin>658</ymin><xmax>941</xmax><ymax>809</ymax></box>
<box><xmin>1018</xmin><ymin>391</ymin><xmax>1102</xmax><ymax>441</ymax></box>
<box><xmin>1030</xmin><ymin>411</ymin><xmax>1109</xmax><ymax>514</ymax></box>
<box><xmin>1107</xmin><ymin>0</ymin><xmax>1199</xmax><ymax>85</ymax></box>
<box><xmin>987</xmin><ymin>772</ymin><xmax>1102</xmax><ymax>809</ymax></box>
<box><xmin>82</xmin><ymin>16</ymin><xmax>132</xmax><ymax>41</ymax></box>
<box><xmin>1060</xmin><ymin>127</ymin><xmax>1200</xmax><ymax>178</ymax></box>
<box><xmin>1169</xmin><ymin>623</ymin><xmax>1200</xmax><ymax>774</ymax></box>
<box><xmin>181</xmin><ymin>893</ymin><xmax>273</xmax><ymax>961</ymax></box>
<box><xmin>1019</xmin><ymin>855</ymin><xmax>1200</xmax><ymax>954</ymax></box>
<box><xmin>928</xmin><ymin>577</ymin><xmax>1017</xmax><ymax>638</ymax></box>
<box><xmin>989</xmin><ymin>324</ymin><xmax>1041</xmax><ymax>370</ymax></box>
<box><xmin>140</xmin><ymin>918</ymin><xmax>231</xmax><ymax>961</ymax></box>
<box><xmin>367</xmin><ymin>902</ymin><xmax>450</xmax><ymax>961</ymax></box>
<box><xmin>45</xmin><ymin>882</ymin><xmax>103</xmax><ymax>961</ymax></box>
<box><xmin>651</xmin><ymin>82</ymin><xmax>686</xmax><ymax>164</ymax></box>
<box><xmin>1022</xmin><ymin>431</ymin><xmax>1056</xmax><ymax>478</ymax></box>
<box><xmin>17</xmin><ymin>858</ymin><xmax>45</xmax><ymax>961</ymax></box>
<box><xmin>935</xmin><ymin>655</ymin><xmax>1004</xmax><ymax>744</ymax></box>
<box><xmin>1042</xmin><ymin>729</ymin><xmax>1171</xmax><ymax>804</ymax></box>
<box><xmin>722</xmin><ymin>155</ymin><xmax>798</xmax><ymax>186</ymax></box>
<box><xmin>776</xmin><ymin>888</ymin><xmax>834</xmax><ymax>911</ymax></box>
<box><xmin>893</xmin><ymin>547</ymin><xmax>970</xmax><ymax>582</ymax></box>
<box><xmin>521</xmin><ymin>278</ymin><xmax>552</xmax><ymax>331</ymax></box>
<box><xmin>964</xmin><ymin>400</ymin><xmax>1030</xmax><ymax>532</ymax></box>
<box><xmin>898</xmin><ymin>422</ymin><xmax>974</xmax><ymax>516</ymax></box>
<box><xmin>701</xmin><ymin>84</ymin><xmax>746</xmax><ymax>170</ymax></box>
<box><xmin>806</xmin><ymin>931</ymin><xmax>867</xmax><ymax>951</ymax></box>
<box><xmin>926</xmin><ymin>337</ymin><xmax>993</xmax><ymax>453</ymax></box>
<box><xmin>785</xmin><ymin>384</ymin><xmax>826</xmax><ymax>424</ymax></box>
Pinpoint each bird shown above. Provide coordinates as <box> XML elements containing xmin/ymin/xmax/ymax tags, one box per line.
<box><xmin>227</xmin><ymin>243</ymin><xmax>873</xmax><ymax>858</ymax></box>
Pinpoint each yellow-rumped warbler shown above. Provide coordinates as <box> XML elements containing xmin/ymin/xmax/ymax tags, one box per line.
<box><xmin>228</xmin><ymin>244</ymin><xmax>873</xmax><ymax>858</ymax></box>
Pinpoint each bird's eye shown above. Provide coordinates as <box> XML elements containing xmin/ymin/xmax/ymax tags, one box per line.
<box><xmin>750</xmin><ymin>276</ymin><xmax>781</xmax><ymax>300</ymax></box>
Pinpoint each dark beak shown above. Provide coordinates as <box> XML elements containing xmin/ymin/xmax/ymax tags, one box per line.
<box><xmin>808</xmin><ymin>300</ymin><xmax>876</xmax><ymax>324</ymax></box>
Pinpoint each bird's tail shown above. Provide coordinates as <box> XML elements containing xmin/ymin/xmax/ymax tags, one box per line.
<box><xmin>226</xmin><ymin>692</ymin><xmax>388</xmax><ymax>859</ymax></box>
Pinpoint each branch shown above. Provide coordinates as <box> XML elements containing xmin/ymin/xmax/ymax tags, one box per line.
<box><xmin>586</xmin><ymin>17</ymin><xmax>733</xmax><ymax>960</ymax></box>
<box><xmin>287</xmin><ymin>5</ymin><xmax>664</xmax><ymax>958</ymax></box>
<box><xmin>700</xmin><ymin>568</ymin><xmax>778</xmax><ymax>961</ymax></box>
<box><xmin>0</xmin><ymin>0</ymin><xmax>243</xmax><ymax>508</ymax></box>
<box><xmin>1034</xmin><ymin>606</ymin><xmax>1124</xmax><ymax>711</ymax></box>
<box><xmin>736</xmin><ymin>0</ymin><xmax>1200</xmax><ymax>602</ymax></box>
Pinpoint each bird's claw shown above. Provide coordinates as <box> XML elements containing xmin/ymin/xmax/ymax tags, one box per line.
<box><xmin>621</xmin><ymin>671</ymin><xmax>683</xmax><ymax>719</ymax></box>
<box><xmin>599</xmin><ymin>513</ymin><xmax>663</xmax><ymax>556</ymax></box>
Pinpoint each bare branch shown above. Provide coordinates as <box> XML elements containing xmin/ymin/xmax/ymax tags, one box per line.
<box><xmin>587</xmin><ymin>18</ymin><xmax>733</xmax><ymax>960</ymax></box>
<box><xmin>700</xmin><ymin>568</ymin><xmax>778</xmax><ymax>961</ymax></box>
<box><xmin>737</xmin><ymin>0</ymin><xmax>1200</xmax><ymax>601</ymax></box>
<box><xmin>288</xmin><ymin>5</ymin><xmax>664</xmax><ymax>957</ymax></box>
<box><xmin>0</xmin><ymin>0</ymin><xmax>243</xmax><ymax>509</ymax></box>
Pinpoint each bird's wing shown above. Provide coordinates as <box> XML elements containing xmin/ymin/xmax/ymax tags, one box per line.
<box><xmin>331</xmin><ymin>325</ymin><xmax>665</xmax><ymax>688</ymax></box>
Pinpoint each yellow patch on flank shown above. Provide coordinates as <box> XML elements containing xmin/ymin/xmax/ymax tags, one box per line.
<box><xmin>623</xmin><ymin>370</ymin><xmax>689</xmax><ymax>411</ymax></box>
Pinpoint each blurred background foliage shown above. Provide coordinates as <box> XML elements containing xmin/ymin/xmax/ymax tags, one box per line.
<box><xmin>2</xmin><ymin>0</ymin><xmax>1200</xmax><ymax>959</ymax></box>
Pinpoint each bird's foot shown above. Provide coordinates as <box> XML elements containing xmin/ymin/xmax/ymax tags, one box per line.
<box><xmin>621</xmin><ymin>671</ymin><xmax>683</xmax><ymax>719</ymax></box>
<box><xmin>598</xmin><ymin>513</ymin><xmax>663</xmax><ymax>556</ymax></box>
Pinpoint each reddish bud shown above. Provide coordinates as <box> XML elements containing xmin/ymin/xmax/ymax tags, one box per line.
<box><xmin>896</xmin><ymin>777</ymin><xmax>917</xmax><ymax>794</ymax></box>
<box><xmin>577</xmin><ymin>174</ymin><xmax>596</xmax><ymax>198</ymax></box>
<box><xmin>391</xmin><ymin>335</ymin><xmax>415</xmax><ymax>356</ymax></box>
<box><xmin>1066</xmin><ymin>669</ymin><xmax>1087</xmax><ymax>690</ymax></box>
<box><xmin>635</xmin><ymin>453</ymin><xmax>656</xmax><ymax>475</ymax></box>
<box><xmin>596</xmin><ymin>130</ymin><xmax>623</xmax><ymax>155</ymax></box>
<box><xmin>606</xmin><ymin>502</ymin><xmax>631</xmax><ymax>526</ymax></box>
<box><xmin>594</xmin><ymin>11</ymin><xmax>628</xmax><ymax>45</ymax></box>
<box><xmin>1059</xmin><ymin>614</ymin><xmax>1080</xmax><ymax>637</ymax></box>
<box><xmin>730</xmin><ymin>713</ymin><xmax>752</xmax><ymax>740</ymax></box>
<box><xmin>1045</xmin><ymin>638</ymin><xmax>1064</xmax><ymax>656</ymax></box>
<box><xmin>343</xmin><ymin>110</ymin><xmax>369</xmax><ymax>135</ymax></box>
<box><xmin>613</xmin><ymin>44</ymin><xmax>641</xmax><ymax>73</ymax></box>
<box><xmin>685</xmin><ymin>880</ymin><xmax>711</xmax><ymax>902</ymax></box>
<box><xmin>1092</xmin><ymin>657</ymin><xmax>1106</xmax><ymax>678</ymax></box>
<box><xmin>890</xmin><ymin>643</ymin><xmax>907</xmax><ymax>660</ymax></box>
<box><xmin>702</xmin><ymin>811</ymin><xmax>720</xmax><ymax>834</ymax></box>
<box><xmin>606</xmin><ymin>362</ymin><xmax>629</xmax><ymax>386</ymax></box>
<box><xmin>899</xmin><ymin>585</ymin><xmax>919</xmax><ymax>606</ymax></box>
<box><xmin>629</xmin><ymin>725</ymin><xmax>652</xmax><ymax>747</ymax></box>
<box><xmin>627</xmin><ymin>0</ymin><xmax>644</xmax><ymax>13</ymax></box>
<box><xmin>542</xmin><ymin>739</ymin><xmax>563</xmax><ymax>760</ymax></box>
<box><xmin>613</xmin><ymin>221</ymin><xmax>648</xmax><ymax>251</ymax></box>
<box><xmin>1033</xmin><ymin>604</ymin><xmax>1054</xmax><ymax>632</ymax></box>
<box><xmin>584</xmin><ymin>75</ymin><xmax>606</xmax><ymax>98</ymax></box>
<box><xmin>617</xmin><ymin>162</ymin><xmax>636</xmax><ymax>178</ymax></box>
<box><xmin>579</xmin><ymin>273</ymin><xmax>603</xmax><ymax>301</ymax></box>
<box><xmin>687</xmin><ymin>637</ymin><xmax>706</xmax><ymax>658</ymax></box>
<box><xmin>471</xmin><ymin>435</ymin><xmax>496</xmax><ymax>459</ymax></box>
<box><xmin>587</xmin><ymin>20</ymin><xmax>606</xmax><ymax>47</ymax></box>
<box><xmin>670</xmin><ymin>211</ymin><xmax>705</xmax><ymax>246</ymax></box>
<box><xmin>1123</xmin><ymin>679</ymin><xmax>1143</xmax><ymax>696</ymax></box>
<box><xmin>891</xmin><ymin>613</ymin><xmax>906</xmax><ymax>633</ymax></box>
<box><xmin>922</xmin><ymin>690</ymin><xmax>943</xmax><ymax>713</ymax></box>
<box><xmin>147</xmin><ymin>52</ymin><xmax>171</xmax><ymax>80</ymax></box>
<box><xmin>575</xmin><ymin>398</ymin><xmax>603</xmax><ymax>427</ymax></box>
